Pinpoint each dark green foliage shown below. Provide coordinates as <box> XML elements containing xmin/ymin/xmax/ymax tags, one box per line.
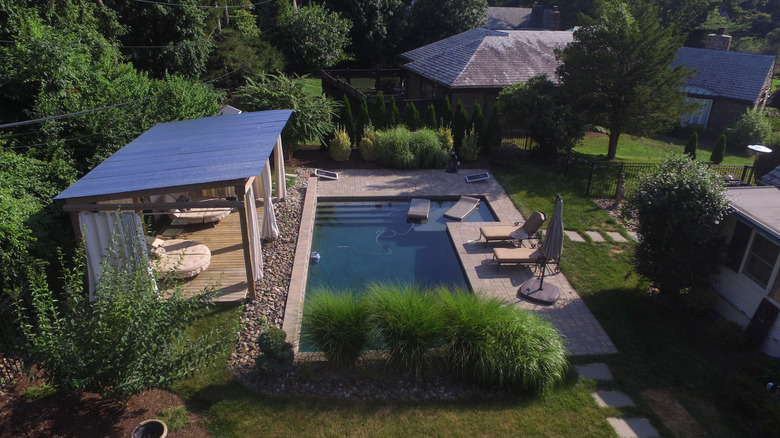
<box><xmin>371</xmin><ymin>92</ymin><xmax>387</xmax><ymax>129</ymax></box>
<box><xmin>338</xmin><ymin>95</ymin><xmax>356</xmax><ymax>143</ymax></box>
<box><xmin>302</xmin><ymin>290</ymin><xmax>371</xmax><ymax>367</ymax></box>
<box><xmin>256</xmin><ymin>327</ymin><xmax>294</xmax><ymax>376</ymax></box>
<box><xmin>628</xmin><ymin>155</ymin><xmax>731</xmax><ymax>295</ymax></box>
<box><xmin>423</xmin><ymin>104</ymin><xmax>437</xmax><ymax>129</ymax></box>
<box><xmin>235</xmin><ymin>72</ymin><xmax>337</xmax><ymax>154</ymax></box>
<box><xmin>387</xmin><ymin>97</ymin><xmax>400</xmax><ymax>127</ymax></box>
<box><xmin>276</xmin><ymin>4</ymin><xmax>352</xmax><ymax>73</ymax></box>
<box><xmin>498</xmin><ymin>75</ymin><xmax>585</xmax><ymax>159</ymax></box>
<box><xmin>255</xmin><ymin>356</ymin><xmax>282</xmax><ymax>377</ymax></box>
<box><xmin>367</xmin><ymin>284</ymin><xmax>445</xmax><ymax>376</ymax></box>
<box><xmin>470</xmin><ymin>103</ymin><xmax>485</xmax><ymax>151</ymax></box>
<box><xmin>727</xmin><ymin>109</ymin><xmax>771</xmax><ymax>151</ymax></box>
<box><xmin>256</xmin><ymin>327</ymin><xmax>288</xmax><ymax>357</ymax></box>
<box><xmin>684</xmin><ymin>131</ymin><xmax>698</xmax><ymax>159</ymax></box>
<box><xmin>484</xmin><ymin>105</ymin><xmax>502</xmax><ymax>155</ymax></box>
<box><xmin>557</xmin><ymin>1</ymin><xmax>691</xmax><ymax>159</ymax></box>
<box><xmin>452</xmin><ymin>101</ymin><xmax>470</xmax><ymax>152</ymax></box>
<box><xmin>375</xmin><ymin>127</ymin><xmax>447</xmax><ymax>169</ymax></box>
<box><xmin>710</xmin><ymin>134</ymin><xmax>727</xmax><ymax>164</ymax></box>
<box><xmin>411</xmin><ymin>129</ymin><xmax>449</xmax><ymax>168</ymax></box>
<box><xmin>322</xmin><ymin>0</ymin><xmax>407</xmax><ymax>65</ymax></box>
<box><xmin>403</xmin><ymin>103</ymin><xmax>420</xmax><ymax>131</ymax></box>
<box><xmin>355</xmin><ymin>97</ymin><xmax>372</xmax><ymax>143</ymax></box>
<box><xmin>15</xmin><ymin>246</ymin><xmax>234</xmax><ymax>399</ymax></box>
<box><xmin>440</xmin><ymin>96</ymin><xmax>453</xmax><ymax>128</ymax></box>
<box><xmin>408</xmin><ymin>0</ymin><xmax>488</xmax><ymax>47</ymax></box>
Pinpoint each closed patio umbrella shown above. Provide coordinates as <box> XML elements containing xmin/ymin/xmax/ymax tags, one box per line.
<box><xmin>261</xmin><ymin>161</ymin><xmax>280</xmax><ymax>241</ymax></box>
<box><xmin>518</xmin><ymin>195</ymin><xmax>563</xmax><ymax>304</ymax></box>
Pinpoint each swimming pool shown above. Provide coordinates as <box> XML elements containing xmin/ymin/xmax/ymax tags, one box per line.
<box><xmin>306</xmin><ymin>198</ymin><xmax>497</xmax><ymax>293</ymax></box>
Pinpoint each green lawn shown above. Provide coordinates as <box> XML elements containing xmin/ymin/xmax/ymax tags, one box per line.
<box><xmin>575</xmin><ymin>133</ymin><xmax>753</xmax><ymax>166</ymax></box>
<box><xmin>298</xmin><ymin>77</ymin><xmax>323</xmax><ymax>96</ymax></box>
<box><xmin>170</xmin><ymin>157</ymin><xmax>775</xmax><ymax>437</ymax></box>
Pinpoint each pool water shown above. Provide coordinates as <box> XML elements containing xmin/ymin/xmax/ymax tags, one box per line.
<box><xmin>306</xmin><ymin>199</ymin><xmax>496</xmax><ymax>293</ymax></box>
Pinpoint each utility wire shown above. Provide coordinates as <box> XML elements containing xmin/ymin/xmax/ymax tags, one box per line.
<box><xmin>133</xmin><ymin>0</ymin><xmax>273</xmax><ymax>8</ymax></box>
<box><xmin>0</xmin><ymin>38</ymin><xmax>212</xmax><ymax>49</ymax></box>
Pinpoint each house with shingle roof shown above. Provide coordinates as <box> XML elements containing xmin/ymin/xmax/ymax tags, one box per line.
<box><xmin>486</xmin><ymin>5</ymin><xmax>561</xmax><ymax>31</ymax></box>
<box><xmin>672</xmin><ymin>46</ymin><xmax>775</xmax><ymax>133</ymax></box>
<box><xmin>400</xmin><ymin>28</ymin><xmax>573</xmax><ymax>116</ymax></box>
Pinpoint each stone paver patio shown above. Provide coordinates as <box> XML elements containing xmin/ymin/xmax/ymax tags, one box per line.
<box><xmin>282</xmin><ymin>169</ymin><xmax>617</xmax><ymax>357</ymax></box>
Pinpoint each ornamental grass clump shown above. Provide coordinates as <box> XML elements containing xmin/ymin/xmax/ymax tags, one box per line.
<box><xmin>411</xmin><ymin>129</ymin><xmax>448</xmax><ymax>169</ymax></box>
<box><xmin>366</xmin><ymin>283</ymin><xmax>445</xmax><ymax>376</ymax></box>
<box><xmin>302</xmin><ymin>289</ymin><xmax>371</xmax><ymax>367</ymax></box>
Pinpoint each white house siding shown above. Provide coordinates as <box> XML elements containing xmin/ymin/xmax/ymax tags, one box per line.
<box><xmin>712</xmin><ymin>263</ymin><xmax>780</xmax><ymax>357</ymax></box>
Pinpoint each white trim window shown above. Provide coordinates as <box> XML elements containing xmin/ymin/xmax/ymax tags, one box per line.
<box><xmin>680</xmin><ymin>97</ymin><xmax>713</xmax><ymax>128</ymax></box>
<box><xmin>744</xmin><ymin>233</ymin><xmax>780</xmax><ymax>289</ymax></box>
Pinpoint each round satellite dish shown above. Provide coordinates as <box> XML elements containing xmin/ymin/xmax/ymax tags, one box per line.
<box><xmin>748</xmin><ymin>144</ymin><xmax>773</xmax><ymax>153</ymax></box>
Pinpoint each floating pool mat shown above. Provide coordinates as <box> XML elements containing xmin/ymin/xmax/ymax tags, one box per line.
<box><xmin>407</xmin><ymin>198</ymin><xmax>431</xmax><ymax>220</ymax></box>
<box><xmin>444</xmin><ymin>196</ymin><xmax>480</xmax><ymax>220</ymax></box>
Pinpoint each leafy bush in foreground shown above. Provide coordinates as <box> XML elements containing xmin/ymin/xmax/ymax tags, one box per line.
<box><xmin>302</xmin><ymin>289</ymin><xmax>371</xmax><ymax>367</ymax></box>
<box><xmin>15</xmin><ymin>247</ymin><xmax>233</xmax><ymax>399</ymax></box>
<box><xmin>256</xmin><ymin>327</ymin><xmax>294</xmax><ymax>377</ymax></box>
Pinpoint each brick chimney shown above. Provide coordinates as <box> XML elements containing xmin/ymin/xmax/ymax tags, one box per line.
<box><xmin>547</xmin><ymin>6</ymin><xmax>560</xmax><ymax>31</ymax></box>
<box><xmin>705</xmin><ymin>27</ymin><xmax>731</xmax><ymax>51</ymax></box>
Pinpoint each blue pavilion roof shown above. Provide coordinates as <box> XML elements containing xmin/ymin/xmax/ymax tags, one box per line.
<box><xmin>55</xmin><ymin>110</ymin><xmax>292</xmax><ymax>201</ymax></box>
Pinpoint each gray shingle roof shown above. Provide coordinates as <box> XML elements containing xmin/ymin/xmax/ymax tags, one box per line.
<box><xmin>487</xmin><ymin>7</ymin><xmax>532</xmax><ymax>29</ymax></box>
<box><xmin>672</xmin><ymin>47</ymin><xmax>775</xmax><ymax>103</ymax></box>
<box><xmin>400</xmin><ymin>28</ymin><xmax>574</xmax><ymax>88</ymax></box>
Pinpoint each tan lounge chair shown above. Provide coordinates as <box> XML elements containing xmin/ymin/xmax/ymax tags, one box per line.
<box><xmin>478</xmin><ymin>211</ymin><xmax>546</xmax><ymax>247</ymax></box>
<box><xmin>492</xmin><ymin>246</ymin><xmax>542</xmax><ymax>271</ymax></box>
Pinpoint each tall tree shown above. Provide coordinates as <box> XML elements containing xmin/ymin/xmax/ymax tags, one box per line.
<box><xmin>452</xmin><ymin>101</ymin><xmax>470</xmax><ymax>152</ymax></box>
<box><xmin>322</xmin><ymin>0</ymin><xmax>407</xmax><ymax>65</ymax></box>
<box><xmin>371</xmin><ymin>92</ymin><xmax>387</xmax><ymax>129</ymax></box>
<box><xmin>470</xmin><ymin>103</ymin><xmax>484</xmax><ymax>152</ymax></box>
<box><xmin>408</xmin><ymin>0</ymin><xmax>487</xmax><ymax>47</ymax></box>
<box><xmin>276</xmin><ymin>4</ymin><xmax>351</xmax><ymax>73</ymax></box>
<box><xmin>440</xmin><ymin>96</ymin><xmax>453</xmax><ymax>128</ymax></box>
<box><xmin>387</xmin><ymin>97</ymin><xmax>400</xmax><ymax>127</ymax></box>
<box><xmin>556</xmin><ymin>1</ymin><xmax>692</xmax><ymax>160</ymax></box>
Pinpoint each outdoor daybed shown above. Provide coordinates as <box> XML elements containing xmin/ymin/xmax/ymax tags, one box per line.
<box><xmin>163</xmin><ymin>193</ymin><xmax>232</xmax><ymax>225</ymax></box>
<box><xmin>479</xmin><ymin>211</ymin><xmax>546</xmax><ymax>247</ymax></box>
<box><xmin>148</xmin><ymin>238</ymin><xmax>212</xmax><ymax>279</ymax></box>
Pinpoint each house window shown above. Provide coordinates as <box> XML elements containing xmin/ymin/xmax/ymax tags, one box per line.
<box><xmin>726</xmin><ymin>221</ymin><xmax>752</xmax><ymax>272</ymax></box>
<box><xmin>421</xmin><ymin>82</ymin><xmax>435</xmax><ymax>99</ymax></box>
<box><xmin>680</xmin><ymin>97</ymin><xmax>713</xmax><ymax>128</ymax></box>
<box><xmin>744</xmin><ymin>233</ymin><xmax>780</xmax><ymax>289</ymax></box>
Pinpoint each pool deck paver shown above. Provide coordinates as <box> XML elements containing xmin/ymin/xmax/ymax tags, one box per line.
<box><xmin>283</xmin><ymin>169</ymin><xmax>617</xmax><ymax>357</ymax></box>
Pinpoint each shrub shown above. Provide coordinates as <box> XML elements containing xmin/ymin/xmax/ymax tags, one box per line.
<box><xmin>371</xmin><ymin>92</ymin><xmax>387</xmax><ymax>129</ymax></box>
<box><xmin>440</xmin><ymin>96</ymin><xmax>453</xmax><ymax>128</ymax></box>
<box><xmin>387</xmin><ymin>97</ymin><xmax>400</xmax><ymax>127</ymax></box>
<box><xmin>411</xmin><ymin>129</ymin><xmax>448</xmax><ymax>168</ymax></box>
<box><xmin>423</xmin><ymin>104</ymin><xmax>437</xmax><ymax>129</ymax></box>
<box><xmin>338</xmin><ymin>94</ymin><xmax>355</xmax><ymax>143</ymax></box>
<box><xmin>484</xmin><ymin>105</ymin><xmax>501</xmax><ymax>155</ymax></box>
<box><xmin>403</xmin><ymin>103</ymin><xmax>420</xmax><ymax>131</ymax></box>
<box><xmin>459</xmin><ymin>129</ymin><xmax>480</xmax><ymax>161</ymax></box>
<box><xmin>437</xmin><ymin>127</ymin><xmax>454</xmax><ymax>152</ymax></box>
<box><xmin>710</xmin><ymin>134</ymin><xmax>726</xmax><ymax>164</ymax></box>
<box><xmin>301</xmin><ymin>290</ymin><xmax>371</xmax><ymax>367</ymax></box>
<box><xmin>470</xmin><ymin>103</ymin><xmax>484</xmax><ymax>151</ymax></box>
<box><xmin>376</xmin><ymin>126</ymin><xmax>414</xmax><ymax>168</ymax></box>
<box><xmin>359</xmin><ymin>125</ymin><xmax>379</xmax><ymax>161</ymax></box>
<box><xmin>452</xmin><ymin>101</ymin><xmax>470</xmax><ymax>152</ymax></box>
<box><xmin>684</xmin><ymin>131</ymin><xmax>698</xmax><ymax>159</ymax></box>
<box><xmin>366</xmin><ymin>284</ymin><xmax>445</xmax><ymax>376</ymax></box>
<box><xmin>328</xmin><ymin>126</ymin><xmax>352</xmax><ymax>161</ymax></box>
<box><xmin>355</xmin><ymin>96</ymin><xmax>371</xmax><ymax>142</ymax></box>
<box><xmin>628</xmin><ymin>155</ymin><xmax>731</xmax><ymax>295</ymax></box>
<box><xmin>256</xmin><ymin>326</ymin><xmax>294</xmax><ymax>367</ymax></box>
<box><xmin>709</xmin><ymin>318</ymin><xmax>747</xmax><ymax>350</ymax></box>
<box><xmin>15</xmin><ymin>246</ymin><xmax>233</xmax><ymax>399</ymax></box>
<box><xmin>727</xmin><ymin>108</ymin><xmax>771</xmax><ymax>151</ymax></box>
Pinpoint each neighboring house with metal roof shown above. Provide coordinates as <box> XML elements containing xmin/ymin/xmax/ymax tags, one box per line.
<box><xmin>713</xmin><ymin>186</ymin><xmax>780</xmax><ymax>356</ymax></box>
<box><xmin>400</xmin><ymin>28</ymin><xmax>573</xmax><ymax>115</ymax></box>
<box><xmin>672</xmin><ymin>46</ymin><xmax>775</xmax><ymax>133</ymax></box>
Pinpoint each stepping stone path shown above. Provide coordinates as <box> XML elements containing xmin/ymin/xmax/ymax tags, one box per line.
<box><xmin>564</xmin><ymin>230</ymin><xmax>586</xmax><ymax>242</ymax></box>
<box><xmin>577</xmin><ymin>363</ymin><xmax>659</xmax><ymax>438</ymax></box>
<box><xmin>605</xmin><ymin>232</ymin><xmax>627</xmax><ymax>243</ymax></box>
<box><xmin>627</xmin><ymin>231</ymin><xmax>638</xmax><ymax>242</ymax></box>
<box><xmin>585</xmin><ymin>231</ymin><xmax>606</xmax><ymax>242</ymax></box>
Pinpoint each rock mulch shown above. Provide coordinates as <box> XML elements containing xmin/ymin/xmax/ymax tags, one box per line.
<box><xmin>228</xmin><ymin>169</ymin><xmax>509</xmax><ymax>401</ymax></box>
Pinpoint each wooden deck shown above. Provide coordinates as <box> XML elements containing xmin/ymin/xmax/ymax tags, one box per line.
<box><xmin>157</xmin><ymin>206</ymin><xmax>265</xmax><ymax>303</ymax></box>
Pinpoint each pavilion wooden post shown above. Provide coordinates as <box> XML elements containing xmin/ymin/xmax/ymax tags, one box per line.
<box><xmin>235</xmin><ymin>181</ymin><xmax>257</xmax><ymax>300</ymax></box>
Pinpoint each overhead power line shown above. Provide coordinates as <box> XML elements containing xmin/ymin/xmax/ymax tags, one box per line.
<box><xmin>133</xmin><ymin>0</ymin><xmax>273</xmax><ymax>9</ymax></box>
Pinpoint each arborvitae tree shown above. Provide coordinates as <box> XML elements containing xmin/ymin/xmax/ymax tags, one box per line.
<box><xmin>484</xmin><ymin>105</ymin><xmax>502</xmax><ymax>155</ymax></box>
<box><xmin>339</xmin><ymin>94</ymin><xmax>356</xmax><ymax>143</ymax></box>
<box><xmin>452</xmin><ymin>101</ymin><xmax>470</xmax><ymax>152</ymax></box>
<box><xmin>684</xmin><ymin>131</ymin><xmax>698</xmax><ymax>160</ymax></box>
<box><xmin>470</xmin><ymin>102</ymin><xmax>485</xmax><ymax>151</ymax></box>
<box><xmin>441</xmin><ymin>95</ymin><xmax>453</xmax><ymax>128</ymax></box>
<box><xmin>355</xmin><ymin>96</ymin><xmax>371</xmax><ymax>142</ymax></box>
<box><xmin>423</xmin><ymin>104</ymin><xmax>437</xmax><ymax>128</ymax></box>
<box><xmin>710</xmin><ymin>134</ymin><xmax>727</xmax><ymax>164</ymax></box>
<box><xmin>403</xmin><ymin>103</ymin><xmax>420</xmax><ymax>130</ymax></box>
<box><xmin>371</xmin><ymin>92</ymin><xmax>387</xmax><ymax>129</ymax></box>
<box><xmin>388</xmin><ymin>97</ymin><xmax>400</xmax><ymax>127</ymax></box>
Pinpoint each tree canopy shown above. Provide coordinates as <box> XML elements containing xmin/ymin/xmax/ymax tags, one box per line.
<box><xmin>556</xmin><ymin>0</ymin><xmax>691</xmax><ymax>160</ymax></box>
<box><xmin>276</xmin><ymin>4</ymin><xmax>352</xmax><ymax>73</ymax></box>
<box><xmin>408</xmin><ymin>0</ymin><xmax>487</xmax><ymax>47</ymax></box>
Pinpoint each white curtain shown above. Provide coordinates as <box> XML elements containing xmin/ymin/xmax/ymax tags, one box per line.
<box><xmin>261</xmin><ymin>161</ymin><xmax>280</xmax><ymax>241</ymax></box>
<box><xmin>246</xmin><ymin>186</ymin><xmax>264</xmax><ymax>281</ymax></box>
<box><xmin>78</xmin><ymin>211</ymin><xmax>148</xmax><ymax>300</ymax></box>
<box><xmin>274</xmin><ymin>136</ymin><xmax>287</xmax><ymax>201</ymax></box>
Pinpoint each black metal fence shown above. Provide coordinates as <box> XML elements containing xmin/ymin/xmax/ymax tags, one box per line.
<box><xmin>569</xmin><ymin>159</ymin><xmax>755</xmax><ymax>198</ymax></box>
<box><xmin>0</xmin><ymin>296</ymin><xmax>25</xmax><ymax>389</ymax></box>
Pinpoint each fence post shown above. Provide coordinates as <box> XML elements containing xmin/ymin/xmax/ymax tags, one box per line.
<box><xmin>586</xmin><ymin>162</ymin><xmax>595</xmax><ymax>196</ymax></box>
<box><xmin>741</xmin><ymin>165</ymin><xmax>750</xmax><ymax>184</ymax></box>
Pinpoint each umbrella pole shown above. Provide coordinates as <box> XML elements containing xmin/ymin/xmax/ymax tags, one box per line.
<box><xmin>538</xmin><ymin>261</ymin><xmax>546</xmax><ymax>289</ymax></box>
